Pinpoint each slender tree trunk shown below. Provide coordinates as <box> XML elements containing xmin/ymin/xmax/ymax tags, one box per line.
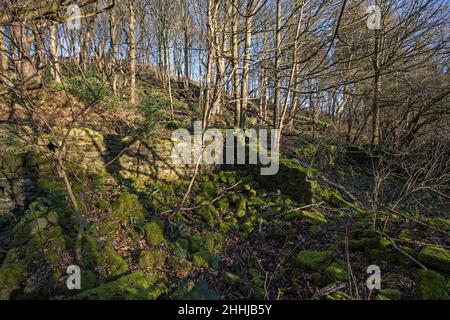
<box><xmin>239</xmin><ymin>2</ymin><xmax>254</xmax><ymax>128</ymax></box>
<box><xmin>129</xmin><ymin>1</ymin><xmax>137</xmax><ymax>106</ymax></box>
<box><xmin>231</xmin><ymin>0</ymin><xmax>241</xmax><ymax>127</ymax></box>
<box><xmin>372</xmin><ymin>28</ymin><xmax>381</xmax><ymax>145</ymax></box>
<box><xmin>50</xmin><ymin>23</ymin><xmax>62</xmax><ymax>83</ymax></box>
<box><xmin>274</xmin><ymin>0</ymin><xmax>281</xmax><ymax>128</ymax></box>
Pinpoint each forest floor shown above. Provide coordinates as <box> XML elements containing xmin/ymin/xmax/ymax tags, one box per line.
<box><xmin>0</xmin><ymin>79</ymin><xmax>449</xmax><ymax>301</ymax></box>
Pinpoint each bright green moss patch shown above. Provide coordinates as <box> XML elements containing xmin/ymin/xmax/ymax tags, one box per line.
<box><xmin>415</xmin><ymin>270</ymin><xmax>449</xmax><ymax>300</ymax></box>
<box><xmin>295</xmin><ymin>250</ymin><xmax>334</xmax><ymax>271</ymax></box>
<box><xmin>73</xmin><ymin>272</ymin><xmax>164</xmax><ymax>300</ymax></box>
<box><xmin>198</xmin><ymin>205</ymin><xmax>219</xmax><ymax>227</ymax></box>
<box><xmin>236</xmin><ymin>198</ymin><xmax>247</xmax><ymax>218</ymax></box>
<box><xmin>224</xmin><ymin>272</ymin><xmax>241</xmax><ymax>286</ymax></box>
<box><xmin>144</xmin><ymin>221</ymin><xmax>166</xmax><ymax>246</ymax></box>
<box><xmin>418</xmin><ymin>246</ymin><xmax>450</xmax><ymax>274</ymax></box>
<box><xmin>0</xmin><ymin>266</ymin><xmax>26</xmax><ymax>300</ymax></box>
<box><xmin>323</xmin><ymin>260</ymin><xmax>348</xmax><ymax>283</ymax></box>
<box><xmin>192</xmin><ymin>250</ymin><xmax>210</xmax><ymax>268</ymax></box>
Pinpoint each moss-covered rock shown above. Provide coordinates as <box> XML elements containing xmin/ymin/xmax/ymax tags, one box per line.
<box><xmin>415</xmin><ymin>270</ymin><xmax>449</xmax><ymax>300</ymax></box>
<box><xmin>198</xmin><ymin>205</ymin><xmax>219</xmax><ymax>228</ymax></box>
<box><xmin>0</xmin><ymin>266</ymin><xmax>26</xmax><ymax>300</ymax></box>
<box><xmin>192</xmin><ymin>250</ymin><xmax>210</xmax><ymax>269</ymax></box>
<box><xmin>323</xmin><ymin>260</ymin><xmax>348</xmax><ymax>283</ymax></box>
<box><xmin>81</xmin><ymin>235</ymin><xmax>128</xmax><ymax>279</ymax></box>
<box><xmin>73</xmin><ymin>272</ymin><xmax>164</xmax><ymax>300</ymax></box>
<box><xmin>204</xmin><ymin>232</ymin><xmax>225</xmax><ymax>254</ymax></box>
<box><xmin>295</xmin><ymin>250</ymin><xmax>334</xmax><ymax>271</ymax></box>
<box><xmin>236</xmin><ymin>198</ymin><xmax>247</xmax><ymax>218</ymax></box>
<box><xmin>138</xmin><ymin>250</ymin><xmax>166</xmax><ymax>269</ymax></box>
<box><xmin>346</xmin><ymin>237</ymin><xmax>379</xmax><ymax>251</ymax></box>
<box><xmin>418</xmin><ymin>246</ymin><xmax>450</xmax><ymax>274</ymax></box>
<box><xmin>144</xmin><ymin>220</ymin><xmax>166</xmax><ymax>246</ymax></box>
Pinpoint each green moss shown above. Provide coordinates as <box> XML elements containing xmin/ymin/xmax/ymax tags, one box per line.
<box><xmin>346</xmin><ymin>238</ymin><xmax>379</xmax><ymax>251</ymax></box>
<box><xmin>73</xmin><ymin>272</ymin><xmax>164</xmax><ymax>300</ymax></box>
<box><xmin>190</xmin><ymin>235</ymin><xmax>203</xmax><ymax>252</ymax></box>
<box><xmin>192</xmin><ymin>250</ymin><xmax>210</xmax><ymax>268</ymax></box>
<box><xmin>295</xmin><ymin>250</ymin><xmax>334</xmax><ymax>271</ymax></box>
<box><xmin>302</xmin><ymin>209</ymin><xmax>328</xmax><ymax>224</ymax></box>
<box><xmin>198</xmin><ymin>205</ymin><xmax>218</xmax><ymax>227</ymax></box>
<box><xmin>95</xmin><ymin>200</ymin><xmax>110</xmax><ymax>211</ymax></box>
<box><xmin>138</xmin><ymin>250</ymin><xmax>166</xmax><ymax>269</ymax></box>
<box><xmin>418</xmin><ymin>246</ymin><xmax>450</xmax><ymax>274</ymax></box>
<box><xmin>0</xmin><ymin>266</ymin><xmax>26</xmax><ymax>300</ymax></box>
<box><xmin>47</xmin><ymin>212</ymin><xmax>59</xmax><ymax>225</ymax></box>
<box><xmin>415</xmin><ymin>270</ymin><xmax>449</xmax><ymax>300</ymax></box>
<box><xmin>81</xmin><ymin>235</ymin><xmax>128</xmax><ymax>279</ymax></box>
<box><xmin>235</xmin><ymin>198</ymin><xmax>247</xmax><ymax>218</ymax></box>
<box><xmin>426</xmin><ymin>219</ymin><xmax>450</xmax><ymax>233</ymax></box>
<box><xmin>326</xmin><ymin>290</ymin><xmax>352</xmax><ymax>300</ymax></box>
<box><xmin>81</xmin><ymin>270</ymin><xmax>99</xmax><ymax>291</ymax></box>
<box><xmin>144</xmin><ymin>221</ymin><xmax>165</xmax><ymax>246</ymax></box>
<box><xmin>111</xmin><ymin>192</ymin><xmax>146</xmax><ymax>221</ymax></box>
<box><xmin>24</xmin><ymin>225</ymin><xmax>66</xmax><ymax>266</ymax></box>
<box><xmin>323</xmin><ymin>260</ymin><xmax>348</xmax><ymax>283</ymax></box>
<box><xmin>377</xmin><ymin>288</ymin><xmax>402</xmax><ymax>300</ymax></box>
<box><xmin>203</xmin><ymin>232</ymin><xmax>225</xmax><ymax>254</ymax></box>
<box><xmin>224</xmin><ymin>272</ymin><xmax>241</xmax><ymax>286</ymax></box>
<box><xmin>216</xmin><ymin>198</ymin><xmax>230</xmax><ymax>214</ymax></box>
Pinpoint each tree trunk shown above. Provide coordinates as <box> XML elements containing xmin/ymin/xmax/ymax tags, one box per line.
<box><xmin>129</xmin><ymin>1</ymin><xmax>137</xmax><ymax>106</ymax></box>
<box><xmin>50</xmin><ymin>23</ymin><xmax>62</xmax><ymax>83</ymax></box>
<box><xmin>231</xmin><ymin>0</ymin><xmax>241</xmax><ymax>127</ymax></box>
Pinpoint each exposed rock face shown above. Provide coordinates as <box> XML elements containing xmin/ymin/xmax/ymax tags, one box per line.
<box><xmin>37</xmin><ymin>127</ymin><xmax>196</xmax><ymax>183</ymax></box>
<box><xmin>0</xmin><ymin>153</ymin><xmax>37</xmax><ymax>215</ymax></box>
<box><xmin>1</xmin><ymin>128</ymin><xmax>197</xmax><ymax>216</ymax></box>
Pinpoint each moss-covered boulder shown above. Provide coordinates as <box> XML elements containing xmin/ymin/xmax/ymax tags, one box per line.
<box><xmin>81</xmin><ymin>235</ymin><xmax>128</xmax><ymax>279</ymax></box>
<box><xmin>418</xmin><ymin>246</ymin><xmax>450</xmax><ymax>274</ymax></box>
<box><xmin>198</xmin><ymin>205</ymin><xmax>219</xmax><ymax>228</ymax></box>
<box><xmin>323</xmin><ymin>260</ymin><xmax>348</xmax><ymax>283</ymax></box>
<box><xmin>295</xmin><ymin>250</ymin><xmax>334</xmax><ymax>271</ymax></box>
<box><xmin>73</xmin><ymin>272</ymin><xmax>165</xmax><ymax>300</ymax></box>
<box><xmin>192</xmin><ymin>250</ymin><xmax>210</xmax><ymax>269</ymax></box>
<box><xmin>143</xmin><ymin>220</ymin><xmax>166</xmax><ymax>246</ymax></box>
<box><xmin>138</xmin><ymin>250</ymin><xmax>166</xmax><ymax>270</ymax></box>
<box><xmin>415</xmin><ymin>270</ymin><xmax>449</xmax><ymax>300</ymax></box>
<box><xmin>0</xmin><ymin>266</ymin><xmax>26</xmax><ymax>300</ymax></box>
